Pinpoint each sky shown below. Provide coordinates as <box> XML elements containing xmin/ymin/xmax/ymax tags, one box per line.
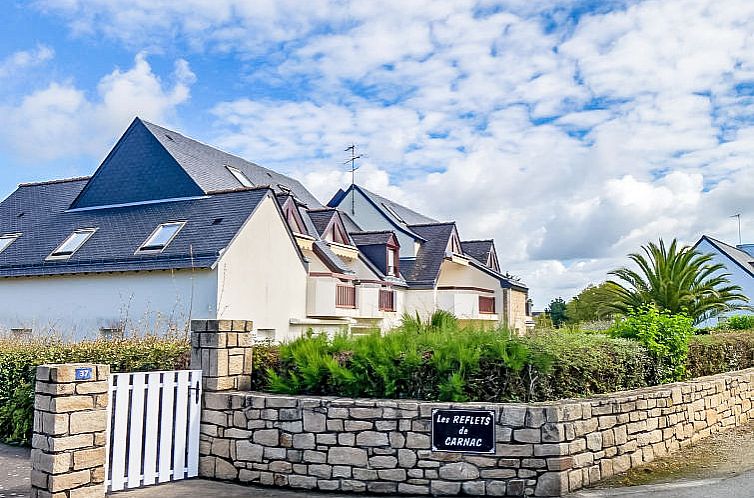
<box><xmin>1</xmin><ymin>0</ymin><xmax>754</xmax><ymax>309</ymax></box>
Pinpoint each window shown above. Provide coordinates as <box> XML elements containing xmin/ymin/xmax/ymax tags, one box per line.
<box><xmin>0</xmin><ymin>233</ymin><xmax>21</xmax><ymax>254</ymax></box>
<box><xmin>479</xmin><ymin>296</ymin><xmax>496</xmax><ymax>314</ymax></box>
<box><xmin>379</xmin><ymin>289</ymin><xmax>396</xmax><ymax>312</ymax></box>
<box><xmin>386</xmin><ymin>245</ymin><xmax>400</xmax><ymax>276</ymax></box>
<box><xmin>227</xmin><ymin>166</ymin><xmax>254</xmax><ymax>187</ymax></box>
<box><xmin>336</xmin><ymin>284</ymin><xmax>357</xmax><ymax>308</ymax></box>
<box><xmin>48</xmin><ymin>228</ymin><xmax>97</xmax><ymax>260</ymax></box>
<box><xmin>138</xmin><ymin>222</ymin><xmax>185</xmax><ymax>253</ymax></box>
<box><xmin>99</xmin><ymin>327</ymin><xmax>124</xmax><ymax>340</ymax></box>
<box><xmin>382</xmin><ymin>203</ymin><xmax>406</xmax><ymax>224</ymax></box>
<box><xmin>447</xmin><ymin>231</ymin><xmax>463</xmax><ymax>255</ymax></box>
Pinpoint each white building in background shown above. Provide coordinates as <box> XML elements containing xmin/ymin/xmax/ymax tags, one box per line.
<box><xmin>0</xmin><ymin>118</ymin><xmax>532</xmax><ymax>341</ymax></box>
<box><xmin>694</xmin><ymin>235</ymin><xmax>754</xmax><ymax>326</ymax></box>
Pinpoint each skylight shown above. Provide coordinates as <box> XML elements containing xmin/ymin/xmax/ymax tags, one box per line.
<box><xmin>382</xmin><ymin>203</ymin><xmax>406</xmax><ymax>224</ymax></box>
<box><xmin>227</xmin><ymin>166</ymin><xmax>254</xmax><ymax>188</ymax></box>
<box><xmin>0</xmin><ymin>233</ymin><xmax>21</xmax><ymax>254</ymax></box>
<box><xmin>48</xmin><ymin>228</ymin><xmax>97</xmax><ymax>260</ymax></box>
<box><xmin>138</xmin><ymin>222</ymin><xmax>185</xmax><ymax>253</ymax></box>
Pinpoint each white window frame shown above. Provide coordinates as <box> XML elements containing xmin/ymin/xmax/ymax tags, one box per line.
<box><xmin>0</xmin><ymin>233</ymin><xmax>21</xmax><ymax>254</ymax></box>
<box><xmin>47</xmin><ymin>228</ymin><xmax>98</xmax><ymax>261</ymax></box>
<box><xmin>227</xmin><ymin>166</ymin><xmax>254</xmax><ymax>188</ymax></box>
<box><xmin>137</xmin><ymin>221</ymin><xmax>186</xmax><ymax>254</ymax></box>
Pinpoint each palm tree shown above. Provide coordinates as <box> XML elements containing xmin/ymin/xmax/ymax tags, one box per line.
<box><xmin>605</xmin><ymin>238</ymin><xmax>750</xmax><ymax>324</ymax></box>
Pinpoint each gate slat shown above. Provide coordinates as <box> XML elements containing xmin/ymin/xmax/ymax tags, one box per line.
<box><xmin>158</xmin><ymin>371</ymin><xmax>176</xmax><ymax>483</ymax></box>
<box><xmin>127</xmin><ymin>373</ymin><xmax>146</xmax><ymax>488</ymax></box>
<box><xmin>110</xmin><ymin>375</ymin><xmax>131</xmax><ymax>491</ymax></box>
<box><xmin>172</xmin><ymin>371</ymin><xmax>190</xmax><ymax>480</ymax></box>
<box><xmin>106</xmin><ymin>369</ymin><xmax>201</xmax><ymax>492</ymax></box>
<box><xmin>141</xmin><ymin>372</ymin><xmax>161</xmax><ymax>486</ymax></box>
<box><xmin>186</xmin><ymin>371</ymin><xmax>201</xmax><ymax>478</ymax></box>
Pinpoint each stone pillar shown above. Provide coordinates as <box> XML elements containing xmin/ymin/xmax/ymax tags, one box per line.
<box><xmin>191</xmin><ymin>319</ymin><xmax>254</xmax><ymax>391</ymax></box>
<box><xmin>31</xmin><ymin>363</ymin><xmax>109</xmax><ymax>498</ymax></box>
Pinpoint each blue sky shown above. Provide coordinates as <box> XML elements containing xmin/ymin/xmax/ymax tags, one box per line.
<box><xmin>2</xmin><ymin>0</ymin><xmax>754</xmax><ymax>307</ymax></box>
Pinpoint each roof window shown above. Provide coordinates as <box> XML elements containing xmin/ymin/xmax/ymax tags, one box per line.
<box><xmin>48</xmin><ymin>228</ymin><xmax>97</xmax><ymax>260</ymax></box>
<box><xmin>138</xmin><ymin>222</ymin><xmax>185</xmax><ymax>253</ymax></box>
<box><xmin>227</xmin><ymin>166</ymin><xmax>254</xmax><ymax>187</ymax></box>
<box><xmin>0</xmin><ymin>233</ymin><xmax>21</xmax><ymax>254</ymax></box>
<box><xmin>382</xmin><ymin>203</ymin><xmax>406</xmax><ymax>224</ymax></box>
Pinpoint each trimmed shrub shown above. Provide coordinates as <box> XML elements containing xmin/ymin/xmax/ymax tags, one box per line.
<box><xmin>0</xmin><ymin>336</ymin><xmax>190</xmax><ymax>445</ymax></box>
<box><xmin>687</xmin><ymin>332</ymin><xmax>754</xmax><ymax>378</ymax></box>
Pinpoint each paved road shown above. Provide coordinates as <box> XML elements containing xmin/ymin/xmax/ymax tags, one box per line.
<box><xmin>0</xmin><ymin>444</ymin><xmax>29</xmax><ymax>498</ymax></box>
<box><xmin>1</xmin><ymin>441</ymin><xmax>753</xmax><ymax>497</ymax></box>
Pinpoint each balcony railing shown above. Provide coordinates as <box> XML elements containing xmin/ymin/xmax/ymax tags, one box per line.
<box><xmin>479</xmin><ymin>296</ymin><xmax>496</xmax><ymax>314</ymax></box>
<box><xmin>336</xmin><ymin>284</ymin><xmax>357</xmax><ymax>308</ymax></box>
<box><xmin>379</xmin><ymin>289</ymin><xmax>396</xmax><ymax>312</ymax></box>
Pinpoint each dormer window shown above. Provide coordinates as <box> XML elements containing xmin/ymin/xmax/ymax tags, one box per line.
<box><xmin>386</xmin><ymin>236</ymin><xmax>400</xmax><ymax>276</ymax></box>
<box><xmin>448</xmin><ymin>231</ymin><xmax>463</xmax><ymax>255</ymax></box>
<box><xmin>137</xmin><ymin>221</ymin><xmax>185</xmax><ymax>253</ymax></box>
<box><xmin>48</xmin><ymin>228</ymin><xmax>97</xmax><ymax>260</ymax></box>
<box><xmin>324</xmin><ymin>219</ymin><xmax>350</xmax><ymax>245</ymax></box>
<box><xmin>0</xmin><ymin>233</ymin><xmax>21</xmax><ymax>254</ymax></box>
<box><xmin>227</xmin><ymin>166</ymin><xmax>254</xmax><ymax>188</ymax></box>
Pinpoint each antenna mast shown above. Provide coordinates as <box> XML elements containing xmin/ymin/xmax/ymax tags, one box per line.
<box><xmin>344</xmin><ymin>144</ymin><xmax>364</xmax><ymax>215</ymax></box>
<box><xmin>731</xmin><ymin>213</ymin><xmax>742</xmax><ymax>245</ymax></box>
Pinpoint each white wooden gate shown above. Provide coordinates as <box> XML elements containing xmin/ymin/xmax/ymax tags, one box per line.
<box><xmin>105</xmin><ymin>370</ymin><xmax>202</xmax><ymax>492</ymax></box>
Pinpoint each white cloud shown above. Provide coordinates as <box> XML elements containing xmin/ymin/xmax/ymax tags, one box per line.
<box><xmin>29</xmin><ymin>0</ymin><xmax>754</xmax><ymax>307</ymax></box>
<box><xmin>0</xmin><ymin>53</ymin><xmax>195</xmax><ymax>161</ymax></box>
<box><xmin>0</xmin><ymin>44</ymin><xmax>54</xmax><ymax>79</ymax></box>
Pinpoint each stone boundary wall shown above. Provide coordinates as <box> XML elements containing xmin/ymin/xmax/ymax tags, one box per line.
<box><xmin>199</xmin><ymin>368</ymin><xmax>754</xmax><ymax>496</ymax></box>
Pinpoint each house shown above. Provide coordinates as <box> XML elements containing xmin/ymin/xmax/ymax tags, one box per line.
<box><xmin>328</xmin><ymin>185</ymin><xmax>533</xmax><ymax>332</ymax></box>
<box><xmin>694</xmin><ymin>235</ymin><xmax>754</xmax><ymax>325</ymax></box>
<box><xmin>0</xmin><ymin>117</ymin><xmax>532</xmax><ymax>340</ymax></box>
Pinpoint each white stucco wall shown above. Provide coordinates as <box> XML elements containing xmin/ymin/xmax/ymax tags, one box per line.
<box><xmin>696</xmin><ymin>238</ymin><xmax>754</xmax><ymax>327</ymax></box>
<box><xmin>215</xmin><ymin>195</ymin><xmax>309</xmax><ymax>342</ymax></box>
<box><xmin>0</xmin><ymin>269</ymin><xmax>218</xmax><ymax>339</ymax></box>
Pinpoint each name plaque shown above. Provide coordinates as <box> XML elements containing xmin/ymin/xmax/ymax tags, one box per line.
<box><xmin>431</xmin><ymin>408</ymin><xmax>496</xmax><ymax>454</ymax></box>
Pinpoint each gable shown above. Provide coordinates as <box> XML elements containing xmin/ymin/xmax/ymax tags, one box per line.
<box><xmin>71</xmin><ymin>119</ymin><xmax>205</xmax><ymax>209</ymax></box>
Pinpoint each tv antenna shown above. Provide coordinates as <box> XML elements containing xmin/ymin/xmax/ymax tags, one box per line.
<box><xmin>731</xmin><ymin>213</ymin><xmax>742</xmax><ymax>245</ymax></box>
<box><xmin>343</xmin><ymin>144</ymin><xmax>365</xmax><ymax>215</ymax></box>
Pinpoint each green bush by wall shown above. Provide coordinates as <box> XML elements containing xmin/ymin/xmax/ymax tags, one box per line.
<box><xmin>0</xmin><ymin>336</ymin><xmax>190</xmax><ymax>445</ymax></box>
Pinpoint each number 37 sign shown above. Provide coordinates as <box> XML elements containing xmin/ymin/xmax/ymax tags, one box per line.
<box><xmin>431</xmin><ymin>408</ymin><xmax>496</xmax><ymax>454</ymax></box>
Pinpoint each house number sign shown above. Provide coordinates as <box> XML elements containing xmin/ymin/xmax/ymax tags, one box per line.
<box><xmin>431</xmin><ymin>408</ymin><xmax>496</xmax><ymax>453</ymax></box>
<box><xmin>74</xmin><ymin>367</ymin><xmax>93</xmax><ymax>381</ymax></box>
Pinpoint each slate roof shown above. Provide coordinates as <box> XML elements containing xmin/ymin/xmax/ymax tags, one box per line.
<box><xmin>461</xmin><ymin>240</ymin><xmax>494</xmax><ymax>263</ymax></box>
<box><xmin>328</xmin><ymin>185</ymin><xmax>433</xmax><ymax>241</ymax></box>
<box><xmin>312</xmin><ymin>240</ymin><xmax>354</xmax><ymax>275</ymax></box>
<box><xmin>72</xmin><ymin>118</ymin><xmax>323</xmax><ymax>210</ymax></box>
<box><xmin>350</xmin><ymin>231</ymin><xmax>395</xmax><ymax>246</ymax></box>
<box><xmin>0</xmin><ymin>178</ymin><xmax>272</xmax><ymax>277</ymax></box>
<box><xmin>307</xmin><ymin>209</ymin><xmax>338</xmax><ymax>238</ymax></box>
<box><xmin>400</xmin><ymin>222</ymin><xmax>457</xmax><ymax>287</ymax></box>
<box><xmin>696</xmin><ymin>235</ymin><xmax>754</xmax><ymax>277</ymax></box>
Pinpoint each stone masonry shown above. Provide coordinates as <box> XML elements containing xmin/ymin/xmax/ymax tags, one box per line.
<box><xmin>31</xmin><ymin>363</ymin><xmax>110</xmax><ymax>498</ymax></box>
<box><xmin>198</xmin><ymin>368</ymin><xmax>754</xmax><ymax>496</ymax></box>
<box><xmin>190</xmin><ymin>319</ymin><xmax>254</xmax><ymax>391</ymax></box>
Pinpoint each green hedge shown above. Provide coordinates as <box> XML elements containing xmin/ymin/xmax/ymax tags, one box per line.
<box><xmin>687</xmin><ymin>332</ymin><xmax>754</xmax><ymax>378</ymax></box>
<box><xmin>253</xmin><ymin>326</ymin><xmax>754</xmax><ymax>404</ymax></box>
<box><xmin>0</xmin><ymin>336</ymin><xmax>190</xmax><ymax>445</ymax></box>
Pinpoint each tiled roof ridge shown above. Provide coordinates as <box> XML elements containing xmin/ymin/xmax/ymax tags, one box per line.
<box><xmin>351</xmin><ymin>230</ymin><xmax>395</xmax><ymax>234</ymax></box>
<box><xmin>19</xmin><ymin>176</ymin><xmax>91</xmax><ymax>188</ymax></box>
<box><xmin>206</xmin><ymin>185</ymin><xmax>274</xmax><ymax>195</ymax></box>
<box><xmin>407</xmin><ymin>221</ymin><xmax>456</xmax><ymax>227</ymax></box>
<box><xmin>462</xmin><ymin>238</ymin><xmax>494</xmax><ymax>243</ymax></box>
<box><xmin>306</xmin><ymin>207</ymin><xmax>337</xmax><ymax>212</ymax></box>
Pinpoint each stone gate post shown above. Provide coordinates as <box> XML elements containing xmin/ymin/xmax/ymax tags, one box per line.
<box><xmin>190</xmin><ymin>319</ymin><xmax>254</xmax><ymax>391</ymax></box>
<box><xmin>31</xmin><ymin>363</ymin><xmax>109</xmax><ymax>498</ymax></box>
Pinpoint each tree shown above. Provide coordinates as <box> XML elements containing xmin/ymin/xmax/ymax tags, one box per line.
<box><xmin>605</xmin><ymin>238</ymin><xmax>750</xmax><ymax>324</ymax></box>
<box><xmin>565</xmin><ymin>283</ymin><xmax>616</xmax><ymax>323</ymax></box>
<box><xmin>546</xmin><ymin>297</ymin><xmax>568</xmax><ymax>327</ymax></box>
